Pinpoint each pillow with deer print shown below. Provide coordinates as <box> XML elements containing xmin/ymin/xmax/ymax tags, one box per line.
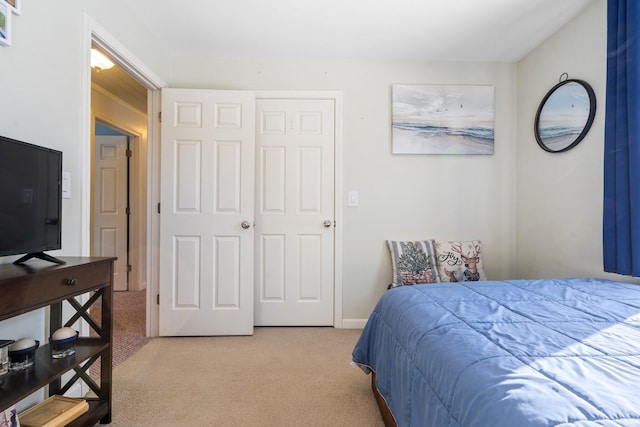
<box><xmin>434</xmin><ymin>240</ymin><xmax>487</xmax><ymax>282</ymax></box>
<box><xmin>387</xmin><ymin>240</ymin><xmax>440</xmax><ymax>287</ymax></box>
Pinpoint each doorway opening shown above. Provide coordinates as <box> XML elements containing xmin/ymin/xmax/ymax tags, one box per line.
<box><xmin>83</xmin><ymin>13</ymin><xmax>167</xmax><ymax>340</ymax></box>
<box><xmin>88</xmin><ymin>43</ymin><xmax>151</xmax><ymax>361</ymax></box>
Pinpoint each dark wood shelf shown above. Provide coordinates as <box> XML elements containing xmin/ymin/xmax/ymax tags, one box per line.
<box><xmin>0</xmin><ymin>257</ymin><xmax>115</xmax><ymax>425</ymax></box>
<box><xmin>0</xmin><ymin>339</ymin><xmax>109</xmax><ymax>410</ymax></box>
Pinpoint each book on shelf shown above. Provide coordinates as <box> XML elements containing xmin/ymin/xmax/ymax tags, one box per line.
<box><xmin>1</xmin><ymin>406</ymin><xmax>20</xmax><ymax>427</ymax></box>
<box><xmin>18</xmin><ymin>395</ymin><xmax>89</xmax><ymax>427</ymax></box>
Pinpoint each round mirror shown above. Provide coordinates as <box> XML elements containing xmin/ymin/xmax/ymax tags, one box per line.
<box><xmin>534</xmin><ymin>78</ymin><xmax>596</xmax><ymax>153</ymax></box>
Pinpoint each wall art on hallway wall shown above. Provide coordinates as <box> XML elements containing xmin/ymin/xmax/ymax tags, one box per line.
<box><xmin>0</xmin><ymin>1</ymin><xmax>11</xmax><ymax>47</ymax></box>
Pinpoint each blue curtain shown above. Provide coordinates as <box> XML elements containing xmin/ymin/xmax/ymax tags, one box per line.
<box><xmin>603</xmin><ymin>0</ymin><xmax>640</xmax><ymax>275</ymax></box>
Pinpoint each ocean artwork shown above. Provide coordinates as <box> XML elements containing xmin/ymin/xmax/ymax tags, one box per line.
<box><xmin>536</xmin><ymin>81</ymin><xmax>592</xmax><ymax>152</ymax></box>
<box><xmin>392</xmin><ymin>84</ymin><xmax>495</xmax><ymax>155</ymax></box>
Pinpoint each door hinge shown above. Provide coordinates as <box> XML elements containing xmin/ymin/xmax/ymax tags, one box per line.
<box><xmin>126</xmin><ymin>207</ymin><xmax>131</xmax><ymax>215</ymax></box>
<box><xmin>157</xmin><ymin>202</ymin><xmax>161</xmax><ymax>214</ymax></box>
<box><xmin>158</xmin><ymin>112</ymin><xmax>162</xmax><ymax>123</ymax></box>
<box><xmin>157</xmin><ymin>294</ymin><xmax>160</xmax><ymax>305</ymax></box>
<box><xmin>126</xmin><ymin>149</ymin><xmax>132</xmax><ymax>158</ymax></box>
<box><xmin>127</xmin><ymin>264</ymin><xmax>132</xmax><ymax>272</ymax></box>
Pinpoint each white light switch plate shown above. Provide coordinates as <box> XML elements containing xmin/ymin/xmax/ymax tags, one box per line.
<box><xmin>348</xmin><ymin>191</ymin><xmax>359</xmax><ymax>207</ymax></box>
<box><xmin>62</xmin><ymin>172</ymin><xmax>71</xmax><ymax>199</ymax></box>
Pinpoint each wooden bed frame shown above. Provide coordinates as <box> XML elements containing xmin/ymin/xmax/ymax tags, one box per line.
<box><xmin>371</xmin><ymin>372</ymin><xmax>398</xmax><ymax>427</ymax></box>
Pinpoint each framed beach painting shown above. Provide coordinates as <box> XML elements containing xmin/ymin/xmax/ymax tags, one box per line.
<box><xmin>0</xmin><ymin>1</ymin><xmax>11</xmax><ymax>47</ymax></box>
<box><xmin>392</xmin><ymin>84</ymin><xmax>495</xmax><ymax>155</ymax></box>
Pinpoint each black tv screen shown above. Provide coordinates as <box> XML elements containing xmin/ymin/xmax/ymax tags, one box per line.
<box><xmin>0</xmin><ymin>135</ymin><xmax>63</xmax><ymax>264</ymax></box>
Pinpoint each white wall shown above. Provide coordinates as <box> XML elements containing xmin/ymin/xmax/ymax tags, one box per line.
<box><xmin>171</xmin><ymin>59</ymin><xmax>519</xmax><ymax>320</ymax></box>
<box><xmin>516</xmin><ymin>0</ymin><xmax>624</xmax><ymax>281</ymax></box>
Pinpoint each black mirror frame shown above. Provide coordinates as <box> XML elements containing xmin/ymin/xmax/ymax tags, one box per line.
<box><xmin>534</xmin><ymin>78</ymin><xmax>596</xmax><ymax>153</ymax></box>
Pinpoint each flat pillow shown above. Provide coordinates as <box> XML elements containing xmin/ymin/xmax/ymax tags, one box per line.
<box><xmin>387</xmin><ymin>240</ymin><xmax>440</xmax><ymax>287</ymax></box>
<box><xmin>434</xmin><ymin>240</ymin><xmax>486</xmax><ymax>282</ymax></box>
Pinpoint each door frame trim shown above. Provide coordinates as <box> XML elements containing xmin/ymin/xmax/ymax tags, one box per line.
<box><xmin>80</xmin><ymin>13</ymin><xmax>167</xmax><ymax>256</ymax></box>
<box><xmin>82</xmin><ymin>13</ymin><xmax>166</xmax><ymax>254</ymax></box>
<box><xmin>255</xmin><ymin>91</ymin><xmax>344</xmax><ymax>328</ymax></box>
<box><xmin>82</xmin><ymin>13</ymin><xmax>167</xmax><ymax>338</ymax></box>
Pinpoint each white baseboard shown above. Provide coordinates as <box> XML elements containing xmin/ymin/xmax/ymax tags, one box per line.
<box><xmin>341</xmin><ymin>319</ymin><xmax>368</xmax><ymax>329</ymax></box>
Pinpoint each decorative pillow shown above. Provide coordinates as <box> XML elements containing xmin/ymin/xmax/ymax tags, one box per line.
<box><xmin>387</xmin><ymin>240</ymin><xmax>440</xmax><ymax>287</ymax></box>
<box><xmin>434</xmin><ymin>240</ymin><xmax>486</xmax><ymax>282</ymax></box>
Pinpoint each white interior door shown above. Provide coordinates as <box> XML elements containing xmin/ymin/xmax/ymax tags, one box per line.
<box><xmin>93</xmin><ymin>135</ymin><xmax>128</xmax><ymax>291</ymax></box>
<box><xmin>255</xmin><ymin>99</ymin><xmax>335</xmax><ymax>326</ymax></box>
<box><xmin>159</xmin><ymin>88</ymin><xmax>255</xmax><ymax>336</ymax></box>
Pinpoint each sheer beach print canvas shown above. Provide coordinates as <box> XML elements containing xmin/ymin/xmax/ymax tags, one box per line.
<box><xmin>392</xmin><ymin>84</ymin><xmax>495</xmax><ymax>154</ymax></box>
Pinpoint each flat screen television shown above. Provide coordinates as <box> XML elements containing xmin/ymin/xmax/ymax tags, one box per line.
<box><xmin>0</xmin><ymin>135</ymin><xmax>64</xmax><ymax>265</ymax></box>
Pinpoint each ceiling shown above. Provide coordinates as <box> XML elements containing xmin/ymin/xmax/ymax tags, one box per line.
<box><xmin>92</xmin><ymin>0</ymin><xmax>596</xmax><ymax>112</ymax></box>
<box><xmin>92</xmin><ymin>65</ymin><xmax>148</xmax><ymax>113</ymax></box>
<box><xmin>125</xmin><ymin>0</ymin><xmax>595</xmax><ymax>62</ymax></box>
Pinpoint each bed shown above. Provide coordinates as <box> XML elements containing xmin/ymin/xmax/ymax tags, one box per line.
<box><xmin>352</xmin><ymin>278</ymin><xmax>640</xmax><ymax>427</ymax></box>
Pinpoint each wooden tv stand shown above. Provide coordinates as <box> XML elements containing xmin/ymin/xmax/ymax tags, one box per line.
<box><xmin>0</xmin><ymin>257</ymin><xmax>115</xmax><ymax>425</ymax></box>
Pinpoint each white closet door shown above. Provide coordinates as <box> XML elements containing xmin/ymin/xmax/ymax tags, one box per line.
<box><xmin>159</xmin><ymin>88</ymin><xmax>255</xmax><ymax>336</ymax></box>
<box><xmin>255</xmin><ymin>98</ymin><xmax>335</xmax><ymax>326</ymax></box>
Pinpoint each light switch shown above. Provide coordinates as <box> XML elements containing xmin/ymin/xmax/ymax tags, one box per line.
<box><xmin>62</xmin><ymin>172</ymin><xmax>71</xmax><ymax>199</ymax></box>
<box><xmin>348</xmin><ymin>191</ymin><xmax>359</xmax><ymax>207</ymax></box>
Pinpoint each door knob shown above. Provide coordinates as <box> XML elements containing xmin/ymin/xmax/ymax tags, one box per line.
<box><xmin>323</xmin><ymin>220</ymin><xmax>333</xmax><ymax>228</ymax></box>
<box><xmin>241</xmin><ymin>221</ymin><xmax>251</xmax><ymax>229</ymax></box>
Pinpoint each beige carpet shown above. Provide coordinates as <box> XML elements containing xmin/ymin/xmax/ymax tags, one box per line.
<box><xmin>108</xmin><ymin>327</ymin><xmax>384</xmax><ymax>426</ymax></box>
<box><xmin>109</xmin><ymin>290</ymin><xmax>151</xmax><ymax>367</ymax></box>
<box><xmin>90</xmin><ymin>290</ymin><xmax>151</xmax><ymax>379</ymax></box>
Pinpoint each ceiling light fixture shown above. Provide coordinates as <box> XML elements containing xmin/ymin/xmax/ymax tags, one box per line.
<box><xmin>91</xmin><ymin>48</ymin><xmax>115</xmax><ymax>71</ymax></box>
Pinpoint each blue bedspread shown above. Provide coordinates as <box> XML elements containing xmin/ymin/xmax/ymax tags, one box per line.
<box><xmin>352</xmin><ymin>278</ymin><xmax>640</xmax><ymax>427</ymax></box>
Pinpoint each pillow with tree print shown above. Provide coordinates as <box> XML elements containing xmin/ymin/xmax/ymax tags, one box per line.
<box><xmin>387</xmin><ymin>240</ymin><xmax>440</xmax><ymax>287</ymax></box>
<box><xmin>434</xmin><ymin>240</ymin><xmax>487</xmax><ymax>282</ymax></box>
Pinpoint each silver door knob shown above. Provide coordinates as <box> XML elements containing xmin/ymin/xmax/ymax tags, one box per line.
<box><xmin>241</xmin><ymin>221</ymin><xmax>251</xmax><ymax>229</ymax></box>
<box><xmin>323</xmin><ymin>220</ymin><xmax>333</xmax><ymax>228</ymax></box>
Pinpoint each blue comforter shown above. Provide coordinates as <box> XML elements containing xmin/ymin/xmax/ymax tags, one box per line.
<box><xmin>352</xmin><ymin>278</ymin><xmax>640</xmax><ymax>426</ymax></box>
